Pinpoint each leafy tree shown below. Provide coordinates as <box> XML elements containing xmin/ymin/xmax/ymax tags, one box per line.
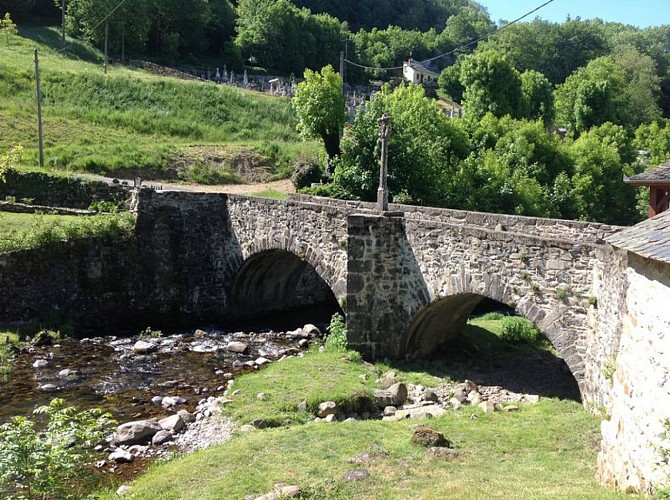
<box><xmin>634</xmin><ymin>120</ymin><xmax>670</xmax><ymax>167</ymax></box>
<box><xmin>0</xmin><ymin>398</ymin><xmax>115</xmax><ymax>499</ymax></box>
<box><xmin>554</xmin><ymin>56</ymin><xmax>629</xmax><ymax>133</ymax></box>
<box><xmin>459</xmin><ymin>50</ymin><xmax>522</xmax><ymax>119</ymax></box>
<box><xmin>0</xmin><ymin>11</ymin><xmax>17</xmax><ymax>45</ymax></box>
<box><xmin>519</xmin><ymin>69</ymin><xmax>554</xmax><ymax>125</ymax></box>
<box><xmin>568</xmin><ymin>122</ymin><xmax>639</xmax><ymax>224</ymax></box>
<box><xmin>0</xmin><ymin>144</ymin><xmax>22</xmax><ymax>182</ymax></box>
<box><xmin>611</xmin><ymin>45</ymin><xmax>662</xmax><ymax>126</ymax></box>
<box><xmin>333</xmin><ymin>83</ymin><xmax>469</xmax><ymax>206</ymax></box>
<box><xmin>438</xmin><ymin>61</ymin><xmax>463</xmax><ymax>102</ymax></box>
<box><xmin>293</xmin><ymin>65</ymin><xmax>346</xmax><ymax>173</ymax></box>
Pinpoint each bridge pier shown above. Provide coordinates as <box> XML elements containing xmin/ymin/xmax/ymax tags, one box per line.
<box><xmin>346</xmin><ymin>213</ymin><xmax>430</xmax><ymax>360</ymax></box>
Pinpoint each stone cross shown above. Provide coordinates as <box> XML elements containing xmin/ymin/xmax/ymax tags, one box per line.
<box><xmin>378</xmin><ymin>113</ymin><xmax>392</xmax><ymax>212</ymax></box>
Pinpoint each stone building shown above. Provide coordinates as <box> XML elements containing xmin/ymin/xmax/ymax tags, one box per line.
<box><xmin>597</xmin><ymin>210</ymin><xmax>670</xmax><ymax>492</ymax></box>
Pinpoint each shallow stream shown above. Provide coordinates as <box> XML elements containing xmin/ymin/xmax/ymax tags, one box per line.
<box><xmin>0</xmin><ymin>327</ymin><xmax>312</xmax><ymax>423</ymax></box>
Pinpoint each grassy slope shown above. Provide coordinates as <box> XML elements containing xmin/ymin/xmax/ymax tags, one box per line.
<box><xmin>0</xmin><ymin>211</ymin><xmax>134</xmax><ymax>252</ymax></box>
<box><xmin>109</xmin><ymin>324</ymin><xmax>633</xmax><ymax>499</ymax></box>
<box><xmin>0</xmin><ymin>26</ymin><xmax>316</xmax><ymax>178</ymax></box>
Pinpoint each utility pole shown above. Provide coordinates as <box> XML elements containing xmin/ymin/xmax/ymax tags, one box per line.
<box><xmin>340</xmin><ymin>50</ymin><xmax>345</xmax><ymax>93</ymax></box>
<box><xmin>377</xmin><ymin>113</ymin><xmax>392</xmax><ymax>212</ymax></box>
<box><xmin>61</xmin><ymin>0</ymin><xmax>66</xmax><ymax>48</ymax></box>
<box><xmin>104</xmin><ymin>22</ymin><xmax>109</xmax><ymax>74</ymax></box>
<box><xmin>34</xmin><ymin>49</ymin><xmax>44</xmax><ymax>168</ymax></box>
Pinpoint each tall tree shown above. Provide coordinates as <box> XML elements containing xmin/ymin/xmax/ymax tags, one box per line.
<box><xmin>554</xmin><ymin>56</ymin><xmax>629</xmax><ymax>133</ymax></box>
<box><xmin>459</xmin><ymin>50</ymin><xmax>522</xmax><ymax>119</ymax></box>
<box><xmin>293</xmin><ymin>65</ymin><xmax>346</xmax><ymax>173</ymax></box>
<box><xmin>519</xmin><ymin>69</ymin><xmax>554</xmax><ymax>125</ymax></box>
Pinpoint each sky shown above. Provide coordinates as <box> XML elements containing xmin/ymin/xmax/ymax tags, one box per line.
<box><xmin>478</xmin><ymin>0</ymin><xmax>670</xmax><ymax>28</ymax></box>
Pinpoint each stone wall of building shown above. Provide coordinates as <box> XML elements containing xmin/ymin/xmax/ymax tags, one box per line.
<box><xmin>582</xmin><ymin>246</ymin><xmax>629</xmax><ymax>412</ymax></box>
<box><xmin>597</xmin><ymin>254</ymin><xmax>670</xmax><ymax>493</ymax></box>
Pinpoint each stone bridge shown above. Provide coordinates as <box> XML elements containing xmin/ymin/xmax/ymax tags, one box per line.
<box><xmin>132</xmin><ymin>190</ymin><xmax>621</xmax><ymax>402</ymax></box>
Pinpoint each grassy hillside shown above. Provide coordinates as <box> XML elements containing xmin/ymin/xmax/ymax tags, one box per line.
<box><xmin>0</xmin><ymin>26</ymin><xmax>317</xmax><ymax>181</ymax></box>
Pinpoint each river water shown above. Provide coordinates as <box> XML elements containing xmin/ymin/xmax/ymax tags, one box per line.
<box><xmin>0</xmin><ymin>327</ymin><xmax>313</xmax><ymax>424</ymax></box>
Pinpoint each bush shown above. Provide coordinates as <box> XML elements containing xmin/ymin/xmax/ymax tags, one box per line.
<box><xmin>0</xmin><ymin>398</ymin><xmax>115</xmax><ymax>499</ymax></box>
<box><xmin>500</xmin><ymin>316</ymin><xmax>541</xmax><ymax>345</ymax></box>
<box><xmin>291</xmin><ymin>160</ymin><xmax>324</xmax><ymax>190</ymax></box>
<box><xmin>324</xmin><ymin>313</ymin><xmax>347</xmax><ymax>352</ymax></box>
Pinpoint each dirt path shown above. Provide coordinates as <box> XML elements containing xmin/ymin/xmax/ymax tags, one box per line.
<box><xmin>78</xmin><ymin>174</ymin><xmax>295</xmax><ymax>196</ymax></box>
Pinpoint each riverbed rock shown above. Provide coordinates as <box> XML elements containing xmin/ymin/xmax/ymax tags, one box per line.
<box><xmin>132</xmin><ymin>340</ymin><xmax>158</xmax><ymax>354</ymax></box>
<box><xmin>226</xmin><ymin>341</ymin><xmax>249</xmax><ymax>354</ymax></box>
<box><xmin>317</xmin><ymin>401</ymin><xmax>337</xmax><ymax>418</ymax></box>
<box><xmin>372</xmin><ymin>389</ymin><xmax>395</xmax><ymax>408</ymax></box>
<box><xmin>31</xmin><ymin>330</ymin><xmax>53</xmax><ymax>346</ymax></box>
<box><xmin>113</xmin><ymin>419</ymin><xmax>163</xmax><ymax>446</ymax></box>
<box><xmin>194</xmin><ymin>329</ymin><xmax>207</xmax><ymax>338</ymax></box>
<box><xmin>301</xmin><ymin>324</ymin><xmax>321</xmax><ymax>337</ymax></box>
<box><xmin>159</xmin><ymin>414</ymin><xmax>185</xmax><ymax>433</ymax></box>
<box><xmin>38</xmin><ymin>383</ymin><xmax>58</xmax><ymax>392</ymax></box>
<box><xmin>411</xmin><ymin>427</ymin><xmax>451</xmax><ymax>448</ymax></box>
<box><xmin>255</xmin><ymin>357</ymin><xmax>270</xmax><ymax>366</ymax></box>
<box><xmin>522</xmin><ymin>394</ymin><xmax>540</xmax><ymax>404</ymax></box>
<box><xmin>388</xmin><ymin>382</ymin><xmax>408</xmax><ymax>406</ymax></box>
<box><xmin>178</xmin><ymin>409</ymin><xmax>196</xmax><ymax>423</ymax></box>
<box><xmin>298</xmin><ymin>339</ymin><xmax>309</xmax><ymax>349</ymax></box>
<box><xmin>464</xmin><ymin>380</ymin><xmax>479</xmax><ymax>394</ymax></box>
<box><xmin>421</xmin><ymin>388</ymin><xmax>439</xmax><ymax>403</ymax></box>
<box><xmin>478</xmin><ymin>401</ymin><xmax>496</xmax><ymax>413</ymax></box>
<box><xmin>32</xmin><ymin>359</ymin><xmax>49</xmax><ymax>368</ymax></box>
<box><xmin>58</xmin><ymin>368</ymin><xmax>79</xmax><ymax>378</ymax></box>
<box><xmin>152</xmin><ymin>430</ymin><xmax>174</xmax><ymax>445</ymax></box>
<box><xmin>109</xmin><ymin>449</ymin><xmax>135</xmax><ymax>463</ymax></box>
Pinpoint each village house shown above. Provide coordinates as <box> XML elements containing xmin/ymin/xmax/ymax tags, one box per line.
<box><xmin>402</xmin><ymin>58</ymin><xmax>439</xmax><ymax>84</ymax></box>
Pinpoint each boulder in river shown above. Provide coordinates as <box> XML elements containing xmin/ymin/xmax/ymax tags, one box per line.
<box><xmin>132</xmin><ymin>340</ymin><xmax>158</xmax><ymax>354</ymax></box>
<box><xmin>226</xmin><ymin>341</ymin><xmax>249</xmax><ymax>354</ymax></box>
<box><xmin>159</xmin><ymin>414</ymin><xmax>185</xmax><ymax>433</ymax></box>
<box><xmin>113</xmin><ymin>419</ymin><xmax>163</xmax><ymax>446</ymax></box>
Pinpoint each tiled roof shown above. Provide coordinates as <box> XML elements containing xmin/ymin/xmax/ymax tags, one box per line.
<box><xmin>606</xmin><ymin>210</ymin><xmax>670</xmax><ymax>264</ymax></box>
<box><xmin>626</xmin><ymin>162</ymin><xmax>670</xmax><ymax>185</ymax></box>
<box><xmin>406</xmin><ymin>59</ymin><xmax>439</xmax><ymax>76</ymax></box>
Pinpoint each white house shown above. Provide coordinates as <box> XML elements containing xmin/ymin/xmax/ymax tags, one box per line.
<box><xmin>403</xmin><ymin>59</ymin><xmax>439</xmax><ymax>84</ymax></box>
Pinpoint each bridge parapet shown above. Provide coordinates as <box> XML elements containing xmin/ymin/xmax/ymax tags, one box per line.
<box><xmin>289</xmin><ymin>194</ymin><xmax>623</xmax><ymax>244</ymax></box>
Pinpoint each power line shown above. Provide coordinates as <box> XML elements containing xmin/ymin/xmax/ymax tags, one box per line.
<box><xmin>58</xmin><ymin>0</ymin><xmax>130</xmax><ymax>54</ymax></box>
<box><xmin>345</xmin><ymin>0</ymin><xmax>558</xmax><ymax>72</ymax></box>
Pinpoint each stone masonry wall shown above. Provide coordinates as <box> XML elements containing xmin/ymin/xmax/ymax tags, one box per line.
<box><xmin>402</xmin><ymin>218</ymin><xmax>602</xmax><ymax>392</ymax></box>
<box><xmin>582</xmin><ymin>246</ymin><xmax>629</xmax><ymax>411</ymax></box>
<box><xmin>597</xmin><ymin>254</ymin><xmax>670</xmax><ymax>493</ymax></box>
<box><xmin>226</xmin><ymin>195</ymin><xmax>349</xmax><ymax>298</ymax></box>
<box><xmin>0</xmin><ymin>235</ymin><xmax>139</xmax><ymax>331</ymax></box>
<box><xmin>289</xmin><ymin>194</ymin><xmax>622</xmax><ymax>244</ymax></box>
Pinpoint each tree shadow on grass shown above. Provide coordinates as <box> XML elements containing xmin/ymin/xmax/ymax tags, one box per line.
<box><xmin>388</xmin><ymin>324</ymin><xmax>581</xmax><ymax>402</ymax></box>
<box><xmin>19</xmin><ymin>25</ymin><xmax>102</xmax><ymax>63</ymax></box>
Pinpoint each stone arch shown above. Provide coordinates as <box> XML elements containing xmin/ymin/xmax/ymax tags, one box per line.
<box><xmin>236</xmin><ymin>235</ymin><xmax>346</xmax><ymax>298</ymax></box>
<box><xmin>229</xmin><ymin>249</ymin><xmax>343</xmax><ymax>328</ymax></box>
<box><xmin>403</xmin><ymin>277</ymin><xmax>583</xmax><ymax>388</ymax></box>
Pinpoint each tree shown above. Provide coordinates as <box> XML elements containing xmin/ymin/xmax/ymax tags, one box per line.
<box><xmin>611</xmin><ymin>45</ymin><xmax>662</xmax><ymax>126</ymax></box>
<box><xmin>0</xmin><ymin>12</ymin><xmax>18</xmax><ymax>45</ymax></box>
<box><xmin>459</xmin><ymin>50</ymin><xmax>522</xmax><ymax>119</ymax></box>
<box><xmin>519</xmin><ymin>69</ymin><xmax>554</xmax><ymax>125</ymax></box>
<box><xmin>568</xmin><ymin>122</ymin><xmax>639</xmax><ymax>224</ymax></box>
<box><xmin>333</xmin><ymin>83</ymin><xmax>469</xmax><ymax>206</ymax></box>
<box><xmin>293</xmin><ymin>65</ymin><xmax>346</xmax><ymax>174</ymax></box>
<box><xmin>554</xmin><ymin>56</ymin><xmax>629</xmax><ymax>133</ymax></box>
<box><xmin>0</xmin><ymin>398</ymin><xmax>114</xmax><ymax>499</ymax></box>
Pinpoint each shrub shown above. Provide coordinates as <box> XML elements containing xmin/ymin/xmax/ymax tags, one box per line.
<box><xmin>500</xmin><ymin>316</ymin><xmax>541</xmax><ymax>345</ymax></box>
<box><xmin>325</xmin><ymin>313</ymin><xmax>347</xmax><ymax>352</ymax></box>
<box><xmin>0</xmin><ymin>398</ymin><xmax>115</xmax><ymax>499</ymax></box>
<box><xmin>291</xmin><ymin>160</ymin><xmax>324</xmax><ymax>190</ymax></box>
<box><xmin>479</xmin><ymin>312</ymin><xmax>504</xmax><ymax>321</ymax></box>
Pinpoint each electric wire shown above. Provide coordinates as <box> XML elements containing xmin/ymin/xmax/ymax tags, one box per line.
<box><xmin>58</xmin><ymin>0</ymin><xmax>130</xmax><ymax>53</ymax></box>
<box><xmin>344</xmin><ymin>0</ymin><xmax>558</xmax><ymax>72</ymax></box>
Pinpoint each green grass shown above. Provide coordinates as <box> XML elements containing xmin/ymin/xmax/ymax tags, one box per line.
<box><xmin>0</xmin><ymin>211</ymin><xmax>134</xmax><ymax>252</ymax></box>
<box><xmin>113</xmin><ymin>350</ymin><xmax>629</xmax><ymax>499</ymax></box>
<box><xmin>222</xmin><ymin>350</ymin><xmax>376</xmax><ymax>426</ymax></box>
<box><xmin>244</xmin><ymin>189</ymin><xmax>290</xmax><ymax>200</ymax></box>
<box><xmin>0</xmin><ymin>26</ymin><xmax>316</xmax><ymax>180</ymax></box>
